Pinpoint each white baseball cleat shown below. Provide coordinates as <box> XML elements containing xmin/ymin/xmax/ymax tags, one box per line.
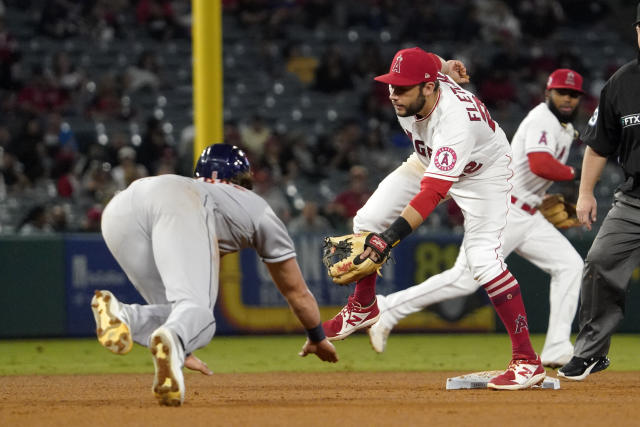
<box><xmin>91</xmin><ymin>290</ymin><xmax>132</xmax><ymax>355</ymax></box>
<box><xmin>541</xmin><ymin>353</ymin><xmax>573</xmax><ymax>369</ymax></box>
<box><xmin>368</xmin><ymin>320</ymin><xmax>391</xmax><ymax>353</ymax></box>
<box><xmin>150</xmin><ymin>327</ymin><xmax>185</xmax><ymax>406</ymax></box>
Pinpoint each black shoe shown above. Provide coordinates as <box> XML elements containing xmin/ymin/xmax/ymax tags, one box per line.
<box><xmin>557</xmin><ymin>356</ymin><xmax>610</xmax><ymax>381</ymax></box>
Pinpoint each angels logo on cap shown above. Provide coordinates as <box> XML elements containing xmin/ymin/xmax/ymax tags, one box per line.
<box><xmin>564</xmin><ymin>71</ymin><xmax>575</xmax><ymax>86</ymax></box>
<box><xmin>392</xmin><ymin>54</ymin><xmax>403</xmax><ymax>73</ymax></box>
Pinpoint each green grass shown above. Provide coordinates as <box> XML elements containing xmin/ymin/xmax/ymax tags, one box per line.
<box><xmin>0</xmin><ymin>333</ymin><xmax>638</xmax><ymax>376</ymax></box>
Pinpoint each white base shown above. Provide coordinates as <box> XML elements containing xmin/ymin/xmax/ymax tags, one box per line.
<box><xmin>446</xmin><ymin>370</ymin><xmax>560</xmax><ymax>390</ymax></box>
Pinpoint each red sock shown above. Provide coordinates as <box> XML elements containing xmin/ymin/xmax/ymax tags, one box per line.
<box><xmin>353</xmin><ymin>273</ymin><xmax>377</xmax><ymax>306</ymax></box>
<box><xmin>482</xmin><ymin>270</ymin><xmax>536</xmax><ymax>360</ymax></box>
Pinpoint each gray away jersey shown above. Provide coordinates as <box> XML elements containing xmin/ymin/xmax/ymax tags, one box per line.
<box><xmin>194</xmin><ymin>178</ymin><xmax>296</xmax><ymax>263</ymax></box>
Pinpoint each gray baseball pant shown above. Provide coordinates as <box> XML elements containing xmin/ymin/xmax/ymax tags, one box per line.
<box><xmin>573</xmin><ymin>192</ymin><xmax>640</xmax><ymax>358</ymax></box>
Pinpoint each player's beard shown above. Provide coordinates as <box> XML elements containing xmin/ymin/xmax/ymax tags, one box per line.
<box><xmin>397</xmin><ymin>93</ymin><xmax>427</xmax><ymax>117</ymax></box>
<box><xmin>547</xmin><ymin>99</ymin><xmax>578</xmax><ymax>124</ymax></box>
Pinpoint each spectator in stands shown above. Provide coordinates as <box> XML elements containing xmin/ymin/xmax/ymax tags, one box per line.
<box><xmin>17</xmin><ymin>204</ymin><xmax>53</xmax><ymax>235</ymax></box>
<box><xmin>10</xmin><ymin>116</ymin><xmax>47</xmax><ymax>185</ymax></box>
<box><xmin>89</xmin><ymin>73</ymin><xmax>124</xmax><ymax>120</ymax></box>
<box><xmin>49</xmin><ymin>203</ymin><xmax>69</xmax><ymax>232</ymax></box>
<box><xmin>136</xmin><ymin>0</ymin><xmax>182</xmax><ymax>40</ymax></box>
<box><xmin>351</xmin><ymin>40</ymin><xmax>386</xmax><ymax>82</ymax></box>
<box><xmin>240</xmin><ymin>114</ymin><xmax>272</xmax><ymax>159</ymax></box>
<box><xmin>124</xmin><ymin>50</ymin><xmax>163</xmax><ymax>94</ymax></box>
<box><xmin>0</xmin><ymin>149</ymin><xmax>28</xmax><ymax>193</ymax></box>
<box><xmin>52</xmin><ymin>149</ymin><xmax>77</xmax><ymax>198</ymax></box>
<box><xmin>154</xmin><ymin>146</ymin><xmax>178</xmax><ymax>175</ymax></box>
<box><xmin>111</xmin><ymin>146</ymin><xmax>148</xmax><ymax>190</ymax></box>
<box><xmin>514</xmin><ymin>0</ymin><xmax>565</xmax><ymax>39</ymax></box>
<box><xmin>80</xmin><ymin>205</ymin><xmax>102</xmax><ymax>232</ymax></box>
<box><xmin>284</xmin><ymin>43</ymin><xmax>318</xmax><ymax>86</ymax></box>
<box><xmin>17</xmin><ymin>65</ymin><xmax>69</xmax><ymax>115</ymax></box>
<box><xmin>38</xmin><ymin>0</ymin><xmax>81</xmax><ymax>39</ymax></box>
<box><xmin>326</xmin><ymin>165</ymin><xmax>372</xmax><ymax>229</ymax></box>
<box><xmin>137</xmin><ymin>117</ymin><xmax>170</xmax><ymax>175</ymax></box>
<box><xmin>81</xmin><ymin>160</ymin><xmax>117</xmax><ymax>206</ymax></box>
<box><xmin>327</xmin><ymin>120</ymin><xmax>361</xmax><ymax>172</ymax></box>
<box><xmin>288</xmin><ymin>201</ymin><xmax>332</xmax><ymax>234</ymax></box>
<box><xmin>313</xmin><ymin>44</ymin><xmax>353</xmax><ymax>93</ymax></box>
<box><xmin>48</xmin><ymin>51</ymin><xmax>85</xmax><ymax>95</ymax></box>
<box><xmin>478</xmin><ymin>69</ymin><xmax>517</xmax><ymax>109</ymax></box>
<box><xmin>253</xmin><ymin>168</ymin><xmax>291</xmax><ymax>224</ymax></box>
<box><xmin>257</xmin><ymin>135</ymin><xmax>286</xmax><ymax>183</ymax></box>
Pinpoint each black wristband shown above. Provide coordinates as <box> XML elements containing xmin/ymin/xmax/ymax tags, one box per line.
<box><xmin>306</xmin><ymin>324</ymin><xmax>326</xmax><ymax>342</ymax></box>
<box><xmin>380</xmin><ymin>216</ymin><xmax>413</xmax><ymax>247</ymax></box>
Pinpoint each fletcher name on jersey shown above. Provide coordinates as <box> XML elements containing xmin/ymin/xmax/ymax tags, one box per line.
<box><xmin>397</xmin><ymin>72</ymin><xmax>510</xmax><ymax>181</ymax></box>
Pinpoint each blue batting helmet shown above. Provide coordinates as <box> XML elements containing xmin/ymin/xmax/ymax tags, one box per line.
<box><xmin>194</xmin><ymin>143</ymin><xmax>251</xmax><ymax>182</ymax></box>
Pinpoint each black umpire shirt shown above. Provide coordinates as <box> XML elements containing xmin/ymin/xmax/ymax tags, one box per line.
<box><xmin>583</xmin><ymin>51</ymin><xmax>640</xmax><ymax>198</ymax></box>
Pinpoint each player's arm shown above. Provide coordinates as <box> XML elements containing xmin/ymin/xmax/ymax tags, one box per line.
<box><xmin>576</xmin><ymin>146</ymin><xmax>608</xmax><ymax>230</ymax></box>
<box><xmin>527</xmin><ymin>152</ymin><xmax>576</xmax><ymax>181</ymax></box>
<box><xmin>361</xmin><ymin>177</ymin><xmax>453</xmax><ymax>262</ymax></box>
<box><xmin>265</xmin><ymin>258</ymin><xmax>338</xmax><ymax>362</ymax></box>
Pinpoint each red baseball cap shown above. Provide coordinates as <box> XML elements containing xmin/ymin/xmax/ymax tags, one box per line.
<box><xmin>546</xmin><ymin>69</ymin><xmax>584</xmax><ymax>93</ymax></box>
<box><xmin>374</xmin><ymin>47</ymin><xmax>440</xmax><ymax>86</ymax></box>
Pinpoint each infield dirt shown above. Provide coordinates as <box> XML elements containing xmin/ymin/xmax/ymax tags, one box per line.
<box><xmin>1</xmin><ymin>371</ymin><xmax>638</xmax><ymax>426</ymax></box>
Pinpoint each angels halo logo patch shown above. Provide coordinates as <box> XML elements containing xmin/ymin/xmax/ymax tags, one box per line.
<box><xmin>433</xmin><ymin>147</ymin><xmax>457</xmax><ymax>171</ymax></box>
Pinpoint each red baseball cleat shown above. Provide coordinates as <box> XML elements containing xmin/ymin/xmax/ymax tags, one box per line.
<box><xmin>323</xmin><ymin>296</ymin><xmax>380</xmax><ymax>341</ymax></box>
<box><xmin>487</xmin><ymin>355</ymin><xmax>546</xmax><ymax>390</ymax></box>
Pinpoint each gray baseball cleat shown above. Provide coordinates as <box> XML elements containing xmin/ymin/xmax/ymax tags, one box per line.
<box><xmin>150</xmin><ymin>327</ymin><xmax>185</xmax><ymax>406</ymax></box>
<box><xmin>91</xmin><ymin>290</ymin><xmax>133</xmax><ymax>355</ymax></box>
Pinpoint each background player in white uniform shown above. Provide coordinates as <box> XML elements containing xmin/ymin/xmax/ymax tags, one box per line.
<box><xmin>91</xmin><ymin>144</ymin><xmax>338</xmax><ymax>406</ymax></box>
<box><xmin>322</xmin><ymin>47</ymin><xmax>544</xmax><ymax>390</ymax></box>
<box><xmin>368</xmin><ymin>69</ymin><xmax>585</xmax><ymax>368</ymax></box>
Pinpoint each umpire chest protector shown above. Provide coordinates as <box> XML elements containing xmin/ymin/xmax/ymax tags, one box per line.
<box><xmin>584</xmin><ymin>51</ymin><xmax>640</xmax><ymax>198</ymax></box>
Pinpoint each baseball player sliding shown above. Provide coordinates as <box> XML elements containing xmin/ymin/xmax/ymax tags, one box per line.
<box><xmin>91</xmin><ymin>144</ymin><xmax>337</xmax><ymax>406</ymax></box>
<box><xmin>368</xmin><ymin>69</ymin><xmax>585</xmax><ymax>369</ymax></box>
<box><xmin>323</xmin><ymin>47</ymin><xmax>545</xmax><ymax>389</ymax></box>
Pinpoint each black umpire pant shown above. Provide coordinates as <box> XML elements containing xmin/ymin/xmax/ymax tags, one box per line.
<box><xmin>574</xmin><ymin>192</ymin><xmax>640</xmax><ymax>359</ymax></box>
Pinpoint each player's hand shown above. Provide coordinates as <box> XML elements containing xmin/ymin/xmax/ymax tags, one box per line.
<box><xmin>576</xmin><ymin>193</ymin><xmax>597</xmax><ymax>230</ymax></box>
<box><xmin>184</xmin><ymin>353</ymin><xmax>213</xmax><ymax>375</ymax></box>
<box><xmin>445</xmin><ymin>60</ymin><xmax>470</xmax><ymax>84</ymax></box>
<box><xmin>359</xmin><ymin>245</ymin><xmax>381</xmax><ymax>263</ymax></box>
<box><xmin>299</xmin><ymin>338</ymin><xmax>338</xmax><ymax>363</ymax></box>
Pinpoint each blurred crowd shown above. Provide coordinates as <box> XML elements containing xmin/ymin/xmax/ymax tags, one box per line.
<box><xmin>0</xmin><ymin>0</ymin><xmax>630</xmax><ymax>235</ymax></box>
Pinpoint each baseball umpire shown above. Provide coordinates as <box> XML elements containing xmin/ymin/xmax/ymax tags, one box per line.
<box><xmin>91</xmin><ymin>143</ymin><xmax>338</xmax><ymax>406</ymax></box>
<box><xmin>558</xmin><ymin>3</ymin><xmax>640</xmax><ymax>380</ymax></box>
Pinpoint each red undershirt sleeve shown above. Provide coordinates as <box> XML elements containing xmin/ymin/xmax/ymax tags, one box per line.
<box><xmin>409</xmin><ymin>176</ymin><xmax>454</xmax><ymax>219</ymax></box>
<box><xmin>527</xmin><ymin>152</ymin><xmax>575</xmax><ymax>181</ymax></box>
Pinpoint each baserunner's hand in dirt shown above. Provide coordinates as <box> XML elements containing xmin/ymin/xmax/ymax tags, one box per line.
<box><xmin>185</xmin><ymin>353</ymin><xmax>213</xmax><ymax>375</ymax></box>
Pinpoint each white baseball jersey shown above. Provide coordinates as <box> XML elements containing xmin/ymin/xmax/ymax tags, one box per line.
<box><xmin>396</xmin><ymin>73</ymin><xmax>511</xmax><ymax>182</ymax></box>
<box><xmin>374</xmin><ymin>101</ymin><xmax>583</xmax><ymax>366</ymax></box>
<box><xmin>355</xmin><ymin>73</ymin><xmax>514</xmax><ymax>285</ymax></box>
<box><xmin>509</xmin><ymin>102</ymin><xmax>575</xmax><ymax>206</ymax></box>
<box><xmin>101</xmin><ymin>174</ymin><xmax>296</xmax><ymax>354</ymax></box>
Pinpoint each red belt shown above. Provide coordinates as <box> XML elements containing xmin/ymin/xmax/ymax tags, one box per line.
<box><xmin>511</xmin><ymin>195</ymin><xmax>537</xmax><ymax>215</ymax></box>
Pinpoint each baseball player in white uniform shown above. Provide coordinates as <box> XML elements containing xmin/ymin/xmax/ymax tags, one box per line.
<box><xmin>91</xmin><ymin>144</ymin><xmax>338</xmax><ymax>406</ymax></box>
<box><xmin>322</xmin><ymin>47</ymin><xmax>545</xmax><ymax>390</ymax></box>
<box><xmin>368</xmin><ymin>69</ymin><xmax>585</xmax><ymax>369</ymax></box>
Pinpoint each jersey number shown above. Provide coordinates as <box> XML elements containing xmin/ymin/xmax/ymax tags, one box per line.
<box><xmin>469</xmin><ymin>96</ymin><xmax>495</xmax><ymax>132</ymax></box>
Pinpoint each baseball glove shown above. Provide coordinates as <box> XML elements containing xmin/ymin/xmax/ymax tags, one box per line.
<box><xmin>322</xmin><ymin>232</ymin><xmax>389</xmax><ymax>285</ymax></box>
<box><xmin>539</xmin><ymin>194</ymin><xmax>581</xmax><ymax>229</ymax></box>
